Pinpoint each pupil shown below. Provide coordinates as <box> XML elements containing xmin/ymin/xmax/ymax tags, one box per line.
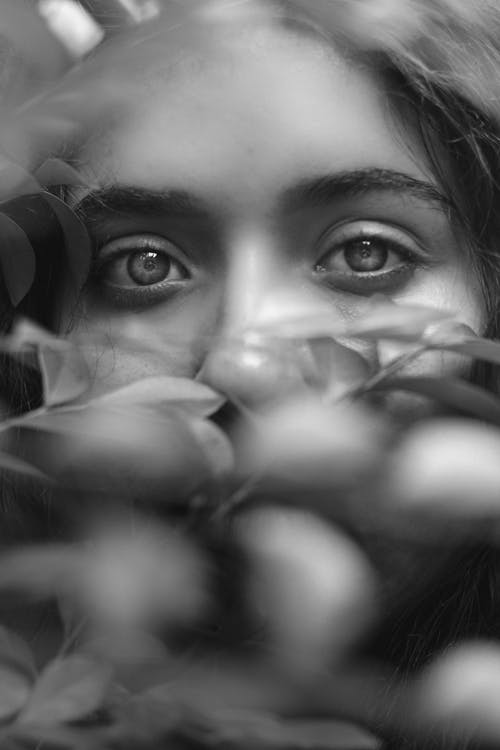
<box><xmin>127</xmin><ymin>251</ymin><xmax>171</xmax><ymax>286</ymax></box>
<box><xmin>345</xmin><ymin>239</ymin><xmax>388</xmax><ymax>272</ymax></box>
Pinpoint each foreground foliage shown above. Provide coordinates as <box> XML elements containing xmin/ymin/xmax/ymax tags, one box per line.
<box><xmin>0</xmin><ymin>2</ymin><xmax>500</xmax><ymax>749</ymax></box>
<box><xmin>0</xmin><ymin>298</ymin><xmax>496</xmax><ymax>749</ymax></box>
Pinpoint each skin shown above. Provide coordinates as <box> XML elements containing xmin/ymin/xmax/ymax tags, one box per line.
<box><xmin>62</xmin><ymin>24</ymin><xmax>484</xmax><ymax>406</ymax></box>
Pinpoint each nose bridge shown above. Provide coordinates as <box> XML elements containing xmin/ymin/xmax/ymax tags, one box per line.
<box><xmin>198</xmin><ymin>222</ymin><xmax>310</xmax><ymax>406</ymax></box>
<box><xmin>219</xmin><ymin>223</ymin><xmax>281</xmax><ymax>337</ymax></box>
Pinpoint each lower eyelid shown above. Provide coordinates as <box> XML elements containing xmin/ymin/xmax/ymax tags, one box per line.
<box><xmin>92</xmin><ymin>278</ymin><xmax>189</xmax><ymax>310</ymax></box>
<box><xmin>317</xmin><ymin>260</ymin><xmax>413</xmax><ymax>279</ymax></box>
<box><xmin>316</xmin><ymin>263</ymin><xmax>417</xmax><ymax>295</ymax></box>
<box><xmin>88</xmin><ymin>246</ymin><xmax>194</xmax><ymax>309</ymax></box>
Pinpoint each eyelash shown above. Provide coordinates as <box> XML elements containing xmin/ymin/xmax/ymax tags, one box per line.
<box><xmin>313</xmin><ymin>220</ymin><xmax>430</xmax><ymax>294</ymax></box>
<box><xmin>91</xmin><ymin>234</ymin><xmax>192</xmax><ymax>307</ymax></box>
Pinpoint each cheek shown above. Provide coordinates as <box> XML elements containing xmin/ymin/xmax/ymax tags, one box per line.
<box><xmin>353</xmin><ymin>264</ymin><xmax>485</xmax><ymax>421</ymax></box>
<box><xmin>397</xmin><ymin>262</ymin><xmax>485</xmax><ymax>333</ymax></box>
<box><xmin>385</xmin><ymin>262</ymin><xmax>485</xmax><ymax>378</ymax></box>
<box><xmin>64</xmin><ymin>288</ymin><xmax>221</xmax><ymax>398</ymax></box>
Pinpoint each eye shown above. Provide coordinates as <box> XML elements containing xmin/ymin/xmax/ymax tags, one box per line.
<box><xmin>98</xmin><ymin>235</ymin><xmax>189</xmax><ymax>288</ymax></box>
<box><xmin>93</xmin><ymin>234</ymin><xmax>192</xmax><ymax>306</ymax></box>
<box><xmin>105</xmin><ymin>248</ymin><xmax>187</xmax><ymax>287</ymax></box>
<box><xmin>314</xmin><ymin>220</ymin><xmax>428</xmax><ymax>295</ymax></box>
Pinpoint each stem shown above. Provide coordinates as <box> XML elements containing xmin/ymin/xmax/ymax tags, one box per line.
<box><xmin>342</xmin><ymin>345</ymin><xmax>428</xmax><ymax>400</ymax></box>
<box><xmin>57</xmin><ymin>615</ymin><xmax>90</xmax><ymax>659</ymax></box>
<box><xmin>213</xmin><ymin>474</ymin><xmax>263</xmax><ymax>521</ymax></box>
<box><xmin>0</xmin><ymin>407</ymin><xmax>49</xmax><ymax>434</ymax></box>
<box><xmin>0</xmin><ymin>402</ymin><xmax>90</xmax><ymax>434</ymax></box>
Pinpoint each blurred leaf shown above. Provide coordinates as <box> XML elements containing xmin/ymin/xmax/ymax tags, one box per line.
<box><xmin>0</xmin><ymin>545</ymin><xmax>78</xmax><ymax>599</ymax></box>
<box><xmin>239</xmin><ymin>397</ymin><xmax>384</xmax><ymax>488</ymax></box>
<box><xmin>307</xmin><ymin>338</ymin><xmax>372</xmax><ymax>398</ymax></box>
<box><xmin>371</xmin><ymin>376</ymin><xmax>500</xmax><ymax>424</ymax></box>
<box><xmin>11</xmin><ymin>407</ymin><xmax>128</xmax><ymax>435</ymax></box>
<box><xmin>436</xmin><ymin>336</ymin><xmax>500</xmax><ymax>366</ymax></box>
<box><xmin>0</xmin><ymin>317</ymin><xmax>56</xmax><ymax>372</ymax></box>
<box><xmin>16</xmin><ymin>74</ymin><xmax>128</xmax><ymax>162</ymax></box>
<box><xmin>0</xmin><ymin>628</ymin><xmax>36</xmax><ymax>680</ymax></box>
<box><xmin>77</xmin><ymin>0</ymin><xmax>148</xmax><ymax>28</ymax></box>
<box><xmin>0</xmin><ymin>739</ymin><xmax>28</xmax><ymax>750</ymax></box>
<box><xmin>255</xmin><ymin>311</ymin><xmax>345</xmax><ymax>340</ymax></box>
<box><xmin>346</xmin><ymin>296</ymin><xmax>453</xmax><ymax>342</ymax></box>
<box><xmin>76</xmin><ymin>523</ymin><xmax>209</xmax><ymax>629</ymax></box>
<box><xmin>6</xmin><ymin>318</ymin><xmax>55</xmax><ymax>351</ymax></box>
<box><xmin>82</xmin><ymin>629</ymin><xmax>170</xmax><ymax>693</ymax></box>
<box><xmin>0</xmin><ymin>163</ymin><xmax>40</xmax><ymax>202</ymax></box>
<box><xmin>39</xmin><ymin>0</ymin><xmax>104</xmax><ymax>57</ymax></box>
<box><xmin>143</xmin><ymin>662</ymin><xmax>288</xmax><ymax>720</ymax></box>
<box><xmin>90</xmin><ymin>376</ymin><xmax>225</xmax><ymax>416</ymax></box>
<box><xmin>40</xmin><ymin>194</ymin><xmax>92</xmax><ymax>294</ymax></box>
<box><xmin>19</xmin><ymin>656</ymin><xmax>112</xmax><ymax>727</ymax></box>
<box><xmin>34</xmin><ymin>159</ymin><xmax>89</xmax><ymax>190</ymax></box>
<box><xmin>17</xmin><ymin>404</ymin><xmax>215</xmax><ymax>499</ymax></box>
<box><xmin>413</xmin><ymin>643</ymin><xmax>500</xmax><ymax>745</ymax></box>
<box><xmin>0</xmin><ymin>1</ymin><xmax>70</xmax><ymax>82</ymax></box>
<box><xmin>0</xmin><ymin>451</ymin><xmax>50</xmax><ymax>482</ymax></box>
<box><xmin>143</xmin><ymin>658</ymin><xmax>385</xmax><ymax>737</ymax></box>
<box><xmin>252</xmin><ymin>285</ymin><xmax>345</xmax><ymax>339</ymax></box>
<box><xmin>0</xmin><ymin>213</ymin><xmax>36</xmax><ymax>306</ymax></box>
<box><xmin>238</xmin><ymin>508</ymin><xmax>378</xmax><ymax>669</ymax></box>
<box><xmin>389</xmin><ymin>419</ymin><xmax>500</xmax><ymax>523</ymax></box>
<box><xmin>421</xmin><ymin>319</ymin><xmax>477</xmax><ymax>347</ymax></box>
<box><xmin>0</xmin><ymin>667</ymin><xmax>31</xmax><ymax>722</ymax></box>
<box><xmin>188</xmin><ymin>417</ymin><xmax>234</xmax><ymax>478</ymax></box>
<box><xmin>374</xmin><ymin>339</ymin><xmax>424</xmax><ymax>374</ymax></box>
<box><xmin>0</xmin><ymin>319</ymin><xmax>91</xmax><ymax>406</ymax></box>
<box><xmin>11</xmin><ymin>723</ymin><xmax>99</xmax><ymax>750</ymax></box>
<box><xmin>39</xmin><ymin>344</ymin><xmax>90</xmax><ymax>408</ymax></box>
<box><xmin>8</xmin><ymin>114</ymin><xmax>79</xmax><ymax>159</ymax></box>
<box><xmin>83</xmin><ymin>629</ymin><xmax>168</xmax><ymax>669</ymax></box>
<box><xmin>209</xmin><ymin>713</ymin><xmax>380</xmax><ymax>750</ymax></box>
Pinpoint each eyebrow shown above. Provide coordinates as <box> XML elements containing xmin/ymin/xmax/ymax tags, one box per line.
<box><xmin>281</xmin><ymin>168</ymin><xmax>450</xmax><ymax>211</ymax></box>
<box><xmin>73</xmin><ymin>167</ymin><xmax>450</xmax><ymax>225</ymax></box>
<box><xmin>73</xmin><ymin>186</ymin><xmax>210</xmax><ymax>223</ymax></box>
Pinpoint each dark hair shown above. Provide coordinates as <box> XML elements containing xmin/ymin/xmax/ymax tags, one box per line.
<box><xmin>384</xmin><ymin>71</ymin><xmax>500</xmax><ymax>393</ymax></box>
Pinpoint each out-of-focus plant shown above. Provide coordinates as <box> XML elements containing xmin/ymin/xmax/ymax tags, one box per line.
<box><xmin>1</xmin><ymin>3</ymin><xmax>500</xmax><ymax>750</ymax></box>
<box><xmin>0</xmin><ymin>292</ymin><xmax>497</xmax><ymax>749</ymax></box>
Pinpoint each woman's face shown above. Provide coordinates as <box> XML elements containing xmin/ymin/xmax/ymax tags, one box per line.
<box><xmin>64</xmin><ymin>22</ymin><xmax>484</xmax><ymax>406</ymax></box>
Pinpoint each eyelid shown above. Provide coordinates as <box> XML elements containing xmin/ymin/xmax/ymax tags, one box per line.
<box><xmin>316</xmin><ymin>219</ymin><xmax>431</xmax><ymax>263</ymax></box>
<box><xmin>312</xmin><ymin>218</ymin><xmax>434</xmax><ymax>296</ymax></box>
<box><xmin>95</xmin><ymin>233</ymin><xmax>194</xmax><ymax>273</ymax></box>
<box><xmin>89</xmin><ymin>236</ymin><xmax>197</xmax><ymax>311</ymax></box>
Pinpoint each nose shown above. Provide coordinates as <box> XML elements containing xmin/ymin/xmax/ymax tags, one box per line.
<box><xmin>198</xmin><ymin>227</ymin><xmax>313</xmax><ymax>408</ymax></box>
<box><xmin>200</xmin><ymin>330</ymin><xmax>313</xmax><ymax>408</ymax></box>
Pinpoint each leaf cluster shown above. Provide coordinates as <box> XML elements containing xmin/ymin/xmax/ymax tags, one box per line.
<box><xmin>0</xmin><ymin>299</ymin><xmax>495</xmax><ymax>748</ymax></box>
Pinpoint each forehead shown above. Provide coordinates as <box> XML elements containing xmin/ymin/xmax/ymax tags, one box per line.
<box><xmin>77</xmin><ymin>24</ymin><xmax>431</xmax><ymax>207</ymax></box>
